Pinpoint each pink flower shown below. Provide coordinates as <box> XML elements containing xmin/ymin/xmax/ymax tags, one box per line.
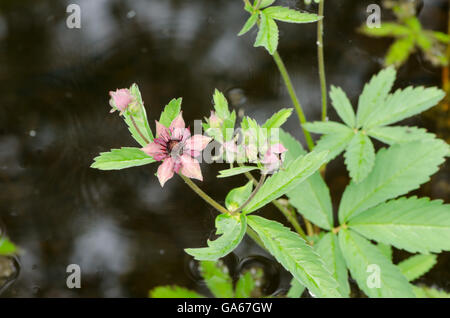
<box><xmin>109</xmin><ymin>88</ymin><xmax>134</xmax><ymax>114</ymax></box>
<box><xmin>142</xmin><ymin>112</ymin><xmax>212</xmax><ymax>187</ymax></box>
<box><xmin>261</xmin><ymin>143</ymin><xmax>287</xmax><ymax>174</ymax></box>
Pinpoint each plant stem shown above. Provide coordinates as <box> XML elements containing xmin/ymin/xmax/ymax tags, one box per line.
<box><xmin>179</xmin><ymin>174</ymin><xmax>266</xmax><ymax>249</ymax></box>
<box><xmin>272</xmin><ymin>51</ymin><xmax>315</xmax><ymax>151</ymax></box>
<box><xmin>317</xmin><ymin>0</ymin><xmax>327</xmax><ymax>121</ymax></box>
<box><xmin>180</xmin><ymin>174</ymin><xmax>230</xmax><ymax>215</ymax></box>
<box><xmin>235</xmin><ymin>173</ymin><xmax>266</xmax><ymax>213</ymax></box>
<box><xmin>272</xmin><ymin>200</ymin><xmax>308</xmax><ymax>241</ymax></box>
<box><xmin>130</xmin><ymin>114</ymin><xmax>150</xmax><ymax>145</ymax></box>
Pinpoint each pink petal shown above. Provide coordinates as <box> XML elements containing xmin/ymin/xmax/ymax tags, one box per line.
<box><xmin>157</xmin><ymin>158</ymin><xmax>175</xmax><ymax>187</ymax></box>
<box><xmin>109</xmin><ymin>89</ymin><xmax>133</xmax><ymax>111</ymax></box>
<box><xmin>156</xmin><ymin>121</ymin><xmax>170</xmax><ymax>141</ymax></box>
<box><xmin>271</xmin><ymin>143</ymin><xmax>287</xmax><ymax>154</ymax></box>
<box><xmin>172</xmin><ymin>127</ymin><xmax>191</xmax><ymax>141</ymax></box>
<box><xmin>185</xmin><ymin>135</ymin><xmax>212</xmax><ymax>153</ymax></box>
<box><xmin>142</xmin><ymin>142</ymin><xmax>166</xmax><ymax>161</ymax></box>
<box><xmin>180</xmin><ymin>154</ymin><xmax>203</xmax><ymax>181</ymax></box>
<box><xmin>169</xmin><ymin>112</ymin><xmax>185</xmax><ymax>131</ymax></box>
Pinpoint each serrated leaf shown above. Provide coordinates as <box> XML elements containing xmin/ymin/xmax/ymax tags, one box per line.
<box><xmin>159</xmin><ymin>98</ymin><xmax>182</xmax><ymax>128</ymax></box>
<box><xmin>398</xmin><ymin>254</ymin><xmax>437</xmax><ymax>282</ymax></box>
<box><xmin>385</xmin><ymin>36</ymin><xmax>415</xmax><ymax>67</ymax></box>
<box><xmin>262</xmin><ymin>108</ymin><xmax>293</xmax><ymax>129</ymax></box>
<box><xmin>348</xmin><ymin>197</ymin><xmax>450</xmax><ymax>254</ymax></box>
<box><xmin>247</xmin><ymin>215</ymin><xmax>342</xmax><ymax>298</ymax></box>
<box><xmin>254</xmin><ymin>12</ymin><xmax>279</xmax><ymax>55</ymax></box>
<box><xmin>303</xmin><ymin>121</ymin><xmax>351</xmax><ymax>135</ymax></box>
<box><xmin>364</xmin><ymin>86</ymin><xmax>445</xmax><ymax>128</ymax></box>
<box><xmin>243</xmin><ymin>150</ymin><xmax>328</xmax><ymax>213</ymax></box>
<box><xmin>344</xmin><ymin>132</ymin><xmax>375</xmax><ymax>183</ymax></box>
<box><xmin>185</xmin><ymin>214</ymin><xmax>247</xmax><ymax>261</ymax></box>
<box><xmin>263</xmin><ymin>6</ymin><xmax>321</xmax><ymax>24</ymax></box>
<box><xmin>338</xmin><ymin>229</ymin><xmax>415</xmax><ymax>298</ymax></box>
<box><xmin>314</xmin><ymin>129</ymin><xmax>355</xmax><ymax>162</ymax></box>
<box><xmin>123</xmin><ymin>84</ymin><xmax>154</xmax><ymax>146</ymax></box>
<box><xmin>239</xmin><ymin>12</ymin><xmax>259</xmax><ymax>36</ymax></box>
<box><xmin>287</xmin><ymin>279</ymin><xmax>305</xmax><ymax>298</ymax></box>
<box><xmin>280</xmin><ymin>130</ymin><xmax>334</xmax><ymax>230</ymax></box>
<box><xmin>359</xmin><ymin>23</ymin><xmax>410</xmax><ymax>37</ymax></box>
<box><xmin>368</xmin><ymin>126</ymin><xmax>436</xmax><ymax>145</ymax></box>
<box><xmin>0</xmin><ymin>237</ymin><xmax>17</xmax><ymax>256</ymax></box>
<box><xmin>330</xmin><ymin>85</ymin><xmax>356</xmax><ymax>128</ymax></box>
<box><xmin>149</xmin><ymin>286</ymin><xmax>204</xmax><ymax>298</ymax></box>
<box><xmin>91</xmin><ymin>147</ymin><xmax>155</xmax><ymax>170</ymax></box>
<box><xmin>315</xmin><ymin>233</ymin><xmax>350</xmax><ymax>297</ymax></box>
<box><xmin>339</xmin><ymin>139</ymin><xmax>448</xmax><ymax>223</ymax></box>
<box><xmin>218</xmin><ymin>166</ymin><xmax>259</xmax><ymax>179</ymax></box>
<box><xmin>225</xmin><ymin>181</ymin><xmax>253</xmax><ymax>212</ymax></box>
<box><xmin>356</xmin><ymin>67</ymin><xmax>396</xmax><ymax>128</ymax></box>
<box><xmin>213</xmin><ymin>89</ymin><xmax>231</xmax><ymax>120</ymax></box>
<box><xmin>200</xmin><ymin>261</ymin><xmax>234</xmax><ymax>298</ymax></box>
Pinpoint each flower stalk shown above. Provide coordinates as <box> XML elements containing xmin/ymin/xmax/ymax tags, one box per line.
<box><xmin>317</xmin><ymin>0</ymin><xmax>327</xmax><ymax>122</ymax></box>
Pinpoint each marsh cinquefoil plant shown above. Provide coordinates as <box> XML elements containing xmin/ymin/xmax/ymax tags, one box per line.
<box><xmin>0</xmin><ymin>237</ymin><xmax>16</xmax><ymax>256</ymax></box>
<box><xmin>91</xmin><ymin>1</ymin><xmax>450</xmax><ymax>298</ymax></box>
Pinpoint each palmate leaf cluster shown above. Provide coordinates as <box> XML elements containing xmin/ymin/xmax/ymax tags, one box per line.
<box><xmin>360</xmin><ymin>7</ymin><xmax>450</xmax><ymax>67</ymax></box>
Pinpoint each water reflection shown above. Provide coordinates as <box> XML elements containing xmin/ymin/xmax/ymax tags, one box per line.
<box><xmin>0</xmin><ymin>0</ymin><xmax>448</xmax><ymax>296</ymax></box>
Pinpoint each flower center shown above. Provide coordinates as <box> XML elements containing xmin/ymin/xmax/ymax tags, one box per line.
<box><xmin>168</xmin><ymin>140</ymin><xmax>183</xmax><ymax>157</ymax></box>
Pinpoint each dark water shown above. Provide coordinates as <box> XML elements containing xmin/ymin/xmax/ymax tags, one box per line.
<box><xmin>0</xmin><ymin>0</ymin><xmax>448</xmax><ymax>297</ymax></box>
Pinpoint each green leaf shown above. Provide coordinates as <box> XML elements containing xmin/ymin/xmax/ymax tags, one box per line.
<box><xmin>287</xmin><ymin>279</ymin><xmax>305</xmax><ymax>298</ymax></box>
<box><xmin>314</xmin><ymin>129</ymin><xmax>355</xmax><ymax>162</ymax></box>
<box><xmin>123</xmin><ymin>84</ymin><xmax>154</xmax><ymax>146</ymax></box>
<box><xmin>356</xmin><ymin>67</ymin><xmax>396</xmax><ymax>128</ymax></box>
<box><xmin>338</xmin><ymin>229</ymin><xmax>415</xmax><ymax>298</ymax></box>
<box><xmin>225</xmin><ymin>181</ymin><xmax>253</xmax><ymax>212</ymax></box>
<box><xmin>315</xmin><ymin>233</ymin><xmax>350</xmax><ymax>297</ymax></box>
<box><xmin>254</xmin><ymin>12</ymin><xmax>279</xmax><ymax>55</ymax></box>
<box><xmin>364</xmin><ymin>86</ymin><xmax>445</xmax><ymax>128</ymax></box>
<box><xmin>344</xmin><ymin>132</ymin><xmax>375</xmax><ymax>183</ymax></box>
<box><xmin>263</xmin><ymin>6</ymin><xmax>321</xmax><ymax>24</ymax></box>
<box><xmin>280</xmin><ymin>130</ymin><xmax>333</xmax><ymax>230</ymax></box>
<box><xmin>329</xmin><ymin>85</ymin><xmax>356</xmax><ymax>128</ymax></box>
<box><xmin>213</xmin><ymin>89</ymin><xmax>231</xmax><ymax>120</ymax></box>
<box><xmin>91</xmin><ymin>147</ymin><xmax>155</xmax><ymax>170</ymax></box>
<box><xmin>247</xmin><ymin>216</ymin><xmax>342</xmax><ymax>298</ymax></box>
<box><xmin>384</xmin><ymin>36</ymin><xmax>416</xmax><ymax>67</ymax></box>
<box><xmin>431</xmin><ymin>31</ymin><xmax>450</xmax><ymax>44</ymax></box>
<box><xmin>200</xmin><ymin>260</ymin><xmax>234</xmax><ymax>298</ymax></box>
<box><xmin>368</xmin><ymin>126</ymin><xmax>436</xmax><ymax>145</ymax></box>
<box><xmin>303</xmin><ymin>121</ymin><xmax>351</xmax><ymax>135</ymax></box>
<box><xmin>149</xmin><ymin>286</ymin><xmax>204</xmax><ymax>298</ymax></box>
<box><xmin>398</xmin><ymin>254</ymin><xmax>437</xmax><ymax>282</ymax></box>
<box><xmin>218</xmin><ymin>166</ymin><xmax>259</xmax><ymax>179</ymax></box>
<box><xmin>359</xmin><ymin>23</ymin><xmax>410</xmax><ymax>37</ymax></box>
<box><xmin>243</xmin><ymin>150</ymin><xmax>328</xmax><ymax>213</ymax></box>
<box><xmin>339</xmin><ymin>139</ymin><xmax>448</xmax><ymax>223</ymax></box>
<box><xmin>348</xmin><ymin>196</ymin><xmax>450</xmax><ymax>254</ymax></box>
<box><xmin>235</xmin><ymin>269</ymin><xmax>263</xmax><ymax>298</ymax></box>
<box><xmin>377</xmin><ymin>243</ymin><xmax>393</xmax><ymax>261</ymax></box>
<box><xmin>239</xmin><ymin>12</ymin><xmax>259</xmax><ymax>36</ymax></box>
<box><xmin>262</xmin><ymin>108</ymin><xmax>293</xmax><ymax>129</ymax></box>
<box><xmin>256</xmin><ymin>0</ymin><xmax>276</xmax><ymax>9</ymax></box>
<box><xmin>185</xmin><ymin>214</ymin><xmax>247</xmax><ymax>261</ymax></box>
<box><xmin>0</xmin><ymin>237</ymin><xmax>17</xmax><ymax>256</ymax></box>
<box><xmin>413</xmin><ymin>285</ymin><xmax>450</xmax><ymax>298</ymax></box>
<box><xmin>159</xmin><ymin>98</ymin><xmax>182</xmax><ymax>128</ymax></box>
